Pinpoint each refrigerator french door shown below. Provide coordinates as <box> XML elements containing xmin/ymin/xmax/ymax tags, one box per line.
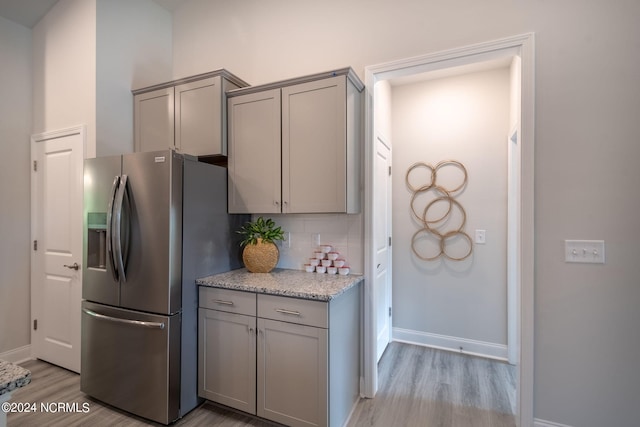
<box><xmin>83</xmin><ymin>151</ymin><xmax>183</xmax><ymax>314</ymax></box>
<box><xmin>81</xmin><ymin>150</ymin><xmax>244</xmax><ymax>424</ymax></box>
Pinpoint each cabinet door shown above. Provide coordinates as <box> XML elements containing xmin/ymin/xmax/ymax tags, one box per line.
<box><xmin>134</xmin><ymin>87</ymin><xmax>174</xmax><ymax>153</ymax></box>
<box><xmin>257</xmin><ymin>318</ymin><xmax>328</xmax><ymax>427</ymax></box>
<box><xmin>198</xmin><ymin>308</ymin><xmax>256</xmax><ymax>414</ymax></box>
<box><xmin>282</xmin><ymin>76</ymin><xmax>347</xmax><ymax>213</ymax></box>
<box><xmin>228</xmin><ymin>89</ymin><xmax>282</xmax><ymax>214</ymax></box>
<box><xmin>175</xmin><ymin>76</ymin><xmax>223</xmax><ymax>156</ymax></box>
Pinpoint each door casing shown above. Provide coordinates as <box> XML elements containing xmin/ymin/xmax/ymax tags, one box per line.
<box><xmin>363</xmin><ymin>33</ymin><xmax>535</xmax><ymax>427</ymax></box>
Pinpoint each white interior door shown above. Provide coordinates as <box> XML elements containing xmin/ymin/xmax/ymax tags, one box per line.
<box><xmin>31</xmin><ymin>126</ymin><xmax>85</xmax><ymax>373</ymax></box>
<box><xmin>374</xmin><ymin>135</ymin><xmax>392</xmax><ymax>362</ymax></box>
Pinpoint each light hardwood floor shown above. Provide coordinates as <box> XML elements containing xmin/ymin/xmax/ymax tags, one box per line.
<box><xmin>8</xmin><ymin>342</ymin><xmax>515</xmax><ymax>427</ymax></box>
<box><xmin>347</xmin><ymin>342</ymin><xmax>516</xmax><ymax>427</ymax></box>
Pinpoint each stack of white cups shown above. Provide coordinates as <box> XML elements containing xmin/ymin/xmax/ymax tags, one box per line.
<box><xmin>304</xmin><ymin>245</ymin><xmax>350</xmax><ymax>275</ymax></box>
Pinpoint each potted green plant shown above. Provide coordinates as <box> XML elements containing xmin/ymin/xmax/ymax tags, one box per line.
<box><xmin>237</xmin><ymin>217</ymin><xmax>285</xmax><ymax>273</ymax></box>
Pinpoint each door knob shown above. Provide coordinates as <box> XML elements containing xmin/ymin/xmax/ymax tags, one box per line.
<box><xmin>63</xmin><ymin>262</ymin><xmax>80</xmax><ymax>271</ymax></box>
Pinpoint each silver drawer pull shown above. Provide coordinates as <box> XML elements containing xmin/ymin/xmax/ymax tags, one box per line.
<box><xmin>213</xmin><ymin>299</ymin><xmax>234</xmax><ymax>306</ymax></box>
<box><xmin>275</xmin><ymin>308</ymin><xmax>301</xmax><ymax>316</ymax></box>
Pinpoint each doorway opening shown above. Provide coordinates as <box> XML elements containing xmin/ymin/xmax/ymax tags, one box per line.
<box><xmin>363</xmin><ymin>34</ymin><xmax>535</xmax><ymax>426</ymax></box>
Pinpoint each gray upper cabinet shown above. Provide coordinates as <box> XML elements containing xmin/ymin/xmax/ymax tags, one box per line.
<box><xmin>227</xmin><ymin>89</ymin><xmax>282</xmax><ymax>213</ymax></box>
<box><xmin>134</xmin><ymin>86</ymin><xmax>174</xmax><ymax>153</ymax></box>
<box><xmin>227</xmin><ymin>68</ymin><xmax>364</xmax><ymax>214</ymax></box>
<box><xmin>133</xmin><ymin>70</ymin><xmax>248</xmax><ymax>157</ymax></box>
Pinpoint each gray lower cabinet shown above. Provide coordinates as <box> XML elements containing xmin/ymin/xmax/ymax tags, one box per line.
<box><xmin>198</xmin><ymin>288</ymin><xmax>257</xmax><ymax>414</ymax></box>
<box><xmin>198</xmin><ymin>284</ymin><xmax>361</xmax><ymax>427</ymax></box>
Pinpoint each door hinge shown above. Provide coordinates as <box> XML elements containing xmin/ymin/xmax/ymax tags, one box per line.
<box><xmin>389</xmin><ymin>236</ymin><xmax>392</xmax><ymax>247</ymax></box>
<box><xmin>33</xmin><ymin>319</ymin><xmax>38</xmax><ymax>330</ymax></box>
<box><xmin>388</xmin><ymin>165</ymin><xmax>392</xmax><ymax>176</ymax></box>
<box><xmin>33</xmin><ymin>160</ymin><xmax>37</xmax><ymax>171</ymax></box>
<box><xmin>389</xmin><ymin>307</ymin><xmax>392</xmax><ymax>317</ymax></box>
<box><xmin>33</xmin><ymin>240</ymin><xmax>38</xmax><ymax>251</ymax></box>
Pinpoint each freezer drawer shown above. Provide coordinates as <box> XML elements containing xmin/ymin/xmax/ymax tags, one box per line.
<box><xmin>80</xmin><ymin>301</ymin><xmax>180</xmax><ymax>424</ymax></box>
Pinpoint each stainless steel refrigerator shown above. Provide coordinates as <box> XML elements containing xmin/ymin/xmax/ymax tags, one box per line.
<box><xmin>80</xmin><ymin>150</ymin><xmax>245</xmax><ymax>424</ymax></box>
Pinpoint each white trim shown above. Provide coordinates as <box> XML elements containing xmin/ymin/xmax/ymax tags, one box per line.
<box><xmin>31</xmin><ymin>125</ymin><xmax>85</xmax><ymax>145</ymax></box>
<box><xmin>0</xmin><ymin>345</ymin><xmax>32</xmax><ymax>364</ymax></box>
<box><xmin>363</xmin><ymin>33</ymin><xmax>535</xmax><ymax>427</ymax></box>
<box><xmin>393</xmin><ymin>328</ymin><xmax>509</xmax><ymax>361</ymax></box>
<box><xmin>534</xmin><ymin>419</ymin><xmax>574</xmax><ymax>427</ymax></box>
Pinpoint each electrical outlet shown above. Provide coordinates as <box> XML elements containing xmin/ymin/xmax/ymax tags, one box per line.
<box><xmin>565</xmin><ymin>240</ymin><xmax>605</xmax><ymax>264</ymax></box>
<box><xmin>283</xmin><ymin>232</ymin><xmax>291</xmax><ymax>248</ymax></box>
<box><xmin>312</xmin><ymin>233</ymin><xmax>321</xmax><ymax>247</ymax></box>
<box><xmin>475</xmin><ymin>229</ymin><xmax>486</xmax><ymax>244</ymax></box>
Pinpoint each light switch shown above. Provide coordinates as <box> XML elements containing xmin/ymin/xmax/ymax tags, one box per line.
<box><xmin>565</xmin><ymin>240</ymin><xmax>605</xmax><ymax>264</ymax></box>
<box><xmin>475</xmin><ymin>229</ymin><xmax>486</xmax><ymax>244</ymax></box>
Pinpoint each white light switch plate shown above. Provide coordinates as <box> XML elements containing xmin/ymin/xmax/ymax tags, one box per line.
<box><xmin>565</xmin><ymin>240</ymin><xmax>605</xmax><ymax>264</ymax></box>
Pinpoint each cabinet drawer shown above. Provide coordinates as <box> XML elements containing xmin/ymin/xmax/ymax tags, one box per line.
<box><xmin>199</xmin><ymin>287</ymin><xmax>256</xmax><ymax>316</ymax></box>
<box><xmin>258</xmin><ymin>294</ymin><xmax>327</xmax><ymax>328</ymax></box>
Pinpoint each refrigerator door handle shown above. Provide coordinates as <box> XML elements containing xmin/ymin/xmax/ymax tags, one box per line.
<box><xmin>82</xmin><ymin>308</ymin><xmax>165</xmax><ymax>329</ymax></box>
<box><xmin>113</xmin><ymin>174</ymin><xmax>129</xmax><ymax>282</ymax></box>
<box><xmin>106</xmin><ymin>176</ymin><xmax>120</xmax><ymax>282</ymax></box>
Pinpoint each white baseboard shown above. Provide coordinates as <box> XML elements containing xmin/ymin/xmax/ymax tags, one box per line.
<box><xmin>393</xmin><ymin>327</ymin><xmax>509</xmax><ymax>361</ymax></box>
<box><xmin>0</xmin><ymin>345</ymin><xmax>32</xmax><ymax>364</ymax></box>
<box><xmin>534</xmin><ymin>418</ymin><xmax>574</xmax><ymax>427</ymax></box>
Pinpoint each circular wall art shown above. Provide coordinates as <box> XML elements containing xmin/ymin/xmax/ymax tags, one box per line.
<box><xmin>406</xmin><ymin>160</ymin><xmax>473</xmax><ymax>261</ymax></box>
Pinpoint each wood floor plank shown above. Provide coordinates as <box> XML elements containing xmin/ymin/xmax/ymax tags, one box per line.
<box><xmin>7</xmin><ymin>342</ymin><xmax>515</xmax><ymax>426</ymax></box>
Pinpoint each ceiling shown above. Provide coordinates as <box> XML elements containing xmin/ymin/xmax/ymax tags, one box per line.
<box><xmin>0</xmin><ymin>0</ymin><xmax>59</xmax><ymax>28</ymax></box>
<box><xmin>0</xmin><ymin>0</ymin><xmax>181</xmax><ymax>28</ymax></box>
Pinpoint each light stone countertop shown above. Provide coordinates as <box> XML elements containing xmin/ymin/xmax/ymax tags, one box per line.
<box><xmin>0</xmin><ymin>360</ymin><xmax>31</xmax><ymax>396</ymax></box>
<box><xmin>197</xmin><ymin>268</ymin><xmax>363</xmax><ymax>302</ymax></box>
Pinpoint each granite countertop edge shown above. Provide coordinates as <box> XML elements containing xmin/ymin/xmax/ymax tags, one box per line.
<box><xmin>0</xmin><ymin>360</ymin><xmax>31</xmax><ymax>396</ymax></box>
<box><xmin>197</xmin><ymin>268</ymin><xmax>363</xmax><ymax>302</ymax></box>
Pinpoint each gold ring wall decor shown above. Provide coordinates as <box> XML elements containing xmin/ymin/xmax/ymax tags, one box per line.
<box><xmin>406</xmin><ymin>160</ymin><xmax>472</xmax><ymax>261</ymax></box>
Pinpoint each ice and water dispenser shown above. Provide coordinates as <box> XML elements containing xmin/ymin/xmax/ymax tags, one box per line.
<box><xmin>87</xmin><ymin>212</ymin><xmax>107</xmax><ymax>269</ymax></box>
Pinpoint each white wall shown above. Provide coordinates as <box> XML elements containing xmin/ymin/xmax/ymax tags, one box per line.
<box><xmin>391</xmin><ymin>68</ymin><xmax>510</xmax><ymax>349</ymax></box>
<box><xmin>3</xmin><ymin>0</ymin><xmax>170</xmax><ymax>360</ymax></box>
<box><xmin>32</xmin><ymin>0</ymin><xmax>96</xmax><ymax>156</ymax></box>
<box><xmin>96</xmin><ymin>0</ymin><xmax>172</xmax><ymax>157</ymax></box>
<box><xmin>32</xmin><ymin>0</ymin><xmax>171</xmax><ymax>159</ymax></box>
<box><xmin>0</xmin><ymin>16</ymin><xmax>32</xmax><ymax>357</ymax></box>
<box><xmin>171</xmin><ymin>1</ymin><xmax>640</xmax><ymax>426</ymax></box>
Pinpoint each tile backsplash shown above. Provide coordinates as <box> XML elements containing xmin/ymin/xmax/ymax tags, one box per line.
<box><xmin>251</xmin><ymin>213</ymin><xmax>364</xmax><ymax>274</ymax></box>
